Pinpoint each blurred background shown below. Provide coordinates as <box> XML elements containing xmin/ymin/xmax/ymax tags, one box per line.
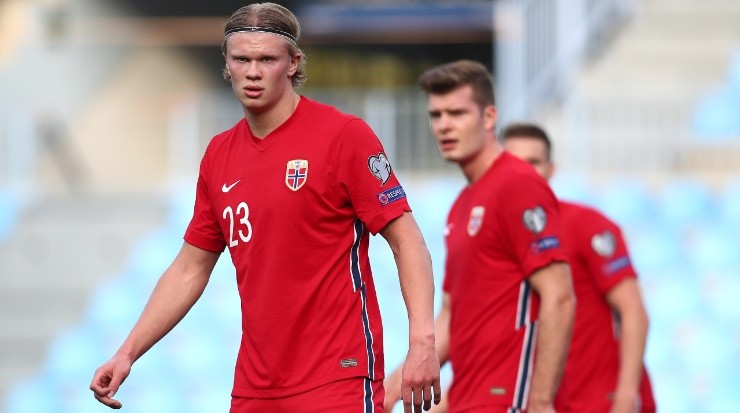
<box><xmin>1</xmin><ymin>0</ymin><xmax>739</xmax><ymax>412</ymax></box>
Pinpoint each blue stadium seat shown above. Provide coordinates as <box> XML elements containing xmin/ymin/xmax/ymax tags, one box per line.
<box><xmin>651</xmin><ymin>367</ymin><xmax>693</xmax><ymax>413</ymax></box>
<box><xmin>677</xmin><ymin>319</ymin><xmax>733</xmax><ymax>376</ymax></box>
<box><xmin>164</xmin><ymin>182</ymin><xmax>197</xmax><ymax>235</ymax></box>
<box><xmin>719</xmin><ymin>179</ymin><xmax>740</xmax><ymax>229</ymax></box>
<box><xmin>0</xmin><ymin>188</ymin><xmax>18</xmax><ymax>243</ymax></box>
<box><xmin>404</xmin><ymin>176</ymin><xmax>460</xmax><ymax>236</ymax></box>
<box><xmin>124</xmin><ymin>229</ymin><xmax>182</xmax><ymax>290</ymax></box>
<box><xmin>628</xmin><ymin>223</ymin><xmax>684</xmax><ymax>275</ymax></box>
<box><xmin>111</xmin><ymin>377</ymin><xmax>188</xmax><ymax>413</ymax></box>
<box><xmin>180</xmin><ymin>377</ymin><xmax>233</xmax><ymax>413</ymax></box>
<box><xmin>84</xmin><ymin>275</ymin><xmax>148</xmax><ymax>347</ymax></box>
<box><xmin>654</xmin><ymin>179</ymin><xmax>715</xmax><ymax>229</ymax></box>
<box><xmin>692</xmin><ymin>88</ymin><xmax>740</xmax><ymax>140</ymax></box>
<box><xmin>701</xmin><ymin>270</ymin><xmax>740</xmax><ymax>324</ymax></box>
<box><xmin>594</xmin><ymin>179</ymin><xmax>655</xmax><ymax>227</ymax></box>
<box><xmin>43</xmin><ymin>325</ymin><xmax>105</xmax><ymax>383</ymax></box>
<box><xmin>688</xmin><ymin>223</ymin><xmax>740</xmax><ymax>272</ymax></box>
<box><xmin>550</xmin><ymin>172</ymin><xmax>595</xmax><ymax>205</ymax></box>
<box><xmin>160</xmin><ymin>318</ymin><xmax>236</xmax><ymax>378</ymax></box>
<box><xmin>3</xmin><ymin>377</ymin><xmax>58</xmax><ymax>413</ymax></box>
<box><xmin>644</xmin><ymin>275</ymin><xmax>702</xmax><ymax>326</ymax></box>
<box><xmin>692</xmin><ymin>52</ymin><xmax>740</xmax><ymax>140</ymax></box>
<box><xmin>704</xmin><ymin>370</ymin><xmax>740</xmax><ymax>413</ymax></box>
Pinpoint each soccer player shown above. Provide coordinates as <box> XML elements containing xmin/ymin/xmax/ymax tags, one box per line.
<box><xmin>501</xmin><ymin>123</ymin><xmax>656</xmax><ymax>413</ymax></box>
<box><xmin>385</xmin><ymin>60</ymin><xmax>575</xmax><ymax>413</ymax></box>
<box><xmin>89</xmin><ymin>3</ymin><xmax>441</xmax><ymax>412</ymax></box>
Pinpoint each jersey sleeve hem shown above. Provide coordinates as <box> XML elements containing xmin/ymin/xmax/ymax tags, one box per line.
<box><xmin>184</xmin><ymin>229</ymin><xmax>225</xmax><ymax>253</ymax></box>
<box><xmin>523</xmin><ymin>255</ymin><xmax>569</xmax><ymax>279</ymax></box>
<box><xmin>364</xmin><ymin>203</ymin><xmax>412</xmax><ymax>235</ymax></box>
<box><xmin>600</xmin><ymin>270</ymin><xmax>638</xmax><ymax>293</ymax></box>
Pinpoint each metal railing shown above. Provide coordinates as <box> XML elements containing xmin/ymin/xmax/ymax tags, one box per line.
<box><xmin>558</xmin><ymin>95</ymin><xmax>740</xmax><ymax>175</ymax></box>
<box><xmin>494</xmin><ymin>0</ymin><xmax>638</xmax><ymax>127</ymax></box>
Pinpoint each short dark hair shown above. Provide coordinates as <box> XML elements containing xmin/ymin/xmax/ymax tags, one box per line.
<box><xmin>417</xmin><ymin>60</ymin><xmax>495</xmax><ymax>110</ymax></box>
<box><xmin>221</xmin><ymin>2</ymin><xmax>307</xmax><ymax>88</ymax></box>
<box><xmin>500</xmin><ymin>123</ymin><xmax>552</xmax><ymax>161</ymax></box>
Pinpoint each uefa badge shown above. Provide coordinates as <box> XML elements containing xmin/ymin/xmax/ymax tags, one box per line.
<box><xmin>285</xmin><ymin>159</ymin><xmax>308</xmax><ymax>191</ymax></box>
<box><xmin>522</xmin><ymin>206</ymin><xmax>547</xmax><ymax>235</ymax></box>
<box><xmin>592</xmin><ymin>230</ymin><xmax>617</xmax><ymax>257</ymax></box>
<box><xmin>467</xmin><ymin>206</ymin><xmax>485</xmax><ymax>237</ymax></box>
<box><xmin>368</xmin><ymin>153</ymin><xmax>392</xmax><ymax>186</ymax></box>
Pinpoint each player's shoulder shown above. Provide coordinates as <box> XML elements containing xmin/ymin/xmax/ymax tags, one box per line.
<box><xmin>203</xmin><ymin>118</ymin><xmax>246</xmax><ymax>155</ymax></box>
<box><xmin>302</xmin><ymin>96</ymin><xmax>363</xmax><ymax>125</ymax></box>
<box><xmin>559</xmin><ymin>200</ymin><xmax>620</xmax><ymax>229</ymax></box>
<box><xmin>495</xmin><ymin>152</ymin><xmax>552</xmax><ymax>190</ymax></box>
<box><xmin>299</xmin><ymin>96</ymin><xmax>376</xmax><ymax>144</ymax></box>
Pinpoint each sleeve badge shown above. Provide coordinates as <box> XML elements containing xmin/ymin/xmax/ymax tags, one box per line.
<box><xmin>368</xmin><ymin>153</ymin><xmax>392</xmax><ymax>186</ymax></box>
<box><xmin>591</xmin><ymin>230</ymin><xmax>617</xmax><ymax>257</ymax></box>
<box><xmin>522</xmin><ymin>206</ymin><xmax>547</xmax><ymax>235</ymax></box>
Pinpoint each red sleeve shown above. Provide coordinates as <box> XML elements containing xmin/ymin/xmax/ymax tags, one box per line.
<box><xmin>497</xmin><ymin>173</ymin><xmax>568</xmax><ymax>277</ymax></box>
<box><xmin>183</xmin><ymin>145</ymin><xmax>227</xmax><ymax>252</ymax></box>
<box><xmin>334</xmin><ymin>119</ymin><xmax>411</xmax><ymax>235</ymax></box>
<box><xmin>580</xmin><ymin>211</ymin><xmax>637</xmax><ymax>293</ymax></box>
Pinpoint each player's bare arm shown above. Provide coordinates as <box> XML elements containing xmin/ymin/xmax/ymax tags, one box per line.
<box><xmin>527</xmin><ymin>262</ymin><xmax>575</xmax><ymax>413</ymax></box>
<box><xmin>89</xmin><ymin>242</ymin><xmax>220</xmax><ymax>409</ymax></box>
<box><xmin>606</xmin><ymin>278</ymin><xmax>649</xmax><ymax>413</ymax></box>
<box><xmin>384</xmin><ymin>293</ymin><xmax>451</xmax><ymax>413</ymax></box>
<box><xmin>380</xmin><ymin>212</ymin><xmax>442</xmax><ymax>413</ymax></box>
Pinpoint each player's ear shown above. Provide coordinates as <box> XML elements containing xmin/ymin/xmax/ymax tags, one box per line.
<box><xmin>223</xmin><ymin>65</ymin><xmax>232</xmax><ymax>81</ymax></box>
<box><xmin>483</xmin><ymin>104</ymin><xmax>497</xmax><ymax>132</ymax></box>
<box><xmin>288</xmin><ymin>53</ymin><xmax>301</xmax><ymax>77</ymax></box>
<box><xmin>545</xmin><ymin>160</ymin><xmax>556</xmax><ymax>181</ymax></box>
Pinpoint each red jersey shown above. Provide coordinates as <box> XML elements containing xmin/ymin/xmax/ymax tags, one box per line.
<box><xmin>184</xmin><ymin>97</ymin><xmax>410</xmax><ymax>398</ymax></box>
<box><xmin>442</xmin><ymin>152</ymin><xmax>568</xmax><ymax>412</ymax></box>
<box><xmin>554</xmin><ymin>201</ymin><xmax>655</xmax><ymax>412</ymax></box>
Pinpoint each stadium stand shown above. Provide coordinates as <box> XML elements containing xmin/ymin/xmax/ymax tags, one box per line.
<box><xmin>692</xmin><ymin>52</ymin><xmax>740</xmax><ymax>141</ymax></box>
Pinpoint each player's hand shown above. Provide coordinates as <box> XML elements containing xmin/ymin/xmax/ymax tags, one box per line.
<box><xmin>400</xmin><ymin>342</ymin><xmax>441</xmax><ymax>413</ymax></box>
<box><xmin>609</xmin><ymin>393</ymin><xmax>639</xmax><ymax>413</ymax></box>
<box><xmin>90</xmin><ymin>355</ymin><xmax>132</xmax><ymax>409</ymax></box>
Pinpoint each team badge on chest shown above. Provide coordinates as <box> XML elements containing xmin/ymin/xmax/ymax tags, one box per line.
<box><xmin>286</xmin><ymin>159</ymin><xmax>308</xmax><ymax>191</ymax></box>
<box><xmin>467</xmin><ymin>206</ymin><xmax>485</xmax><ymax>236</ymax></box>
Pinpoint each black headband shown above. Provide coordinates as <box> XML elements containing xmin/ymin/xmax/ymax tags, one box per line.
<box><xmin>224</xmin><ymin>26</ymin><xmax>297</xmax><ymax>43</ymax></box>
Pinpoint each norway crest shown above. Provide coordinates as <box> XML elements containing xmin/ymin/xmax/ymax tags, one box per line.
<box><xmin>467</xmin><ymin>206</ymin><xmax>485</xmax><ymax>236</ymax></box>
<box><xmin>285</xmin><ymin>159</ymin><xmax>308</xmax><ymax>191</ymax></box>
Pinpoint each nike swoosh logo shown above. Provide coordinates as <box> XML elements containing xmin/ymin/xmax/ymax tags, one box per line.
<box><xmin>222</xmin><ymin>180</ymin><xmax>241</xmax><ymax>193</ymax></box>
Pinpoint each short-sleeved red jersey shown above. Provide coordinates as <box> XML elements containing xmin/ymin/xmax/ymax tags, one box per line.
<box><xmin>554</xmin><ymin>201</ymin><xmax>655</xmax><ymax>413</ymax></box>
<box><xmin>442</xmin><ymin>152</ymin><xmax>568</xmax><ymax>412</ymax></box>
<box><xmin>184</xmin><ymin>97</ymin><xmax>410</xmax><ymax>399</ymax></box>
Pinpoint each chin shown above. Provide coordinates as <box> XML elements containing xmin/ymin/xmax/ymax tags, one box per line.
<box><xmin>440</xmin><ymin>152</ymin><xmax>460</xmax><ymax>163</ymax></box>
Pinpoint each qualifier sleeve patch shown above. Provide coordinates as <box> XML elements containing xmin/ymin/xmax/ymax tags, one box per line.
<box><xmin>530</xmin><ymin>236</ymin><xmax>560</xmax><ymax>254</ymax></box>
<box><xmin>377</xmin><ymin>185</ymin><xmax>406</xmax><ymax>206</ymax></box>
<box><xmin>602</xmin><ymin>255</ymin><xmax>631</xmax><ymax>275</ymax></box>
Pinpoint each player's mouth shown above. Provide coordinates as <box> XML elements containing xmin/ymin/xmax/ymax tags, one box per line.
<box><xmin>243</xmin><ymin>86</ymin><xmax>264</xmax><ymax>98</ymax></box>
<box><xmin>438</xmin><ymin>138</ymin><xmax>457</xmax><ymax>152</ymax></box>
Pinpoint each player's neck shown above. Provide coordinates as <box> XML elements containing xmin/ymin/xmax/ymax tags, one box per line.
<box><xmin>245</xmin><ymin>92</ymin><xmax>300</xmax><ymax>139</ymax></box>
<box><xmin>461</xmin><ymin>140</ymin><xmax>502</xmax><ymax>184</ymax></box>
